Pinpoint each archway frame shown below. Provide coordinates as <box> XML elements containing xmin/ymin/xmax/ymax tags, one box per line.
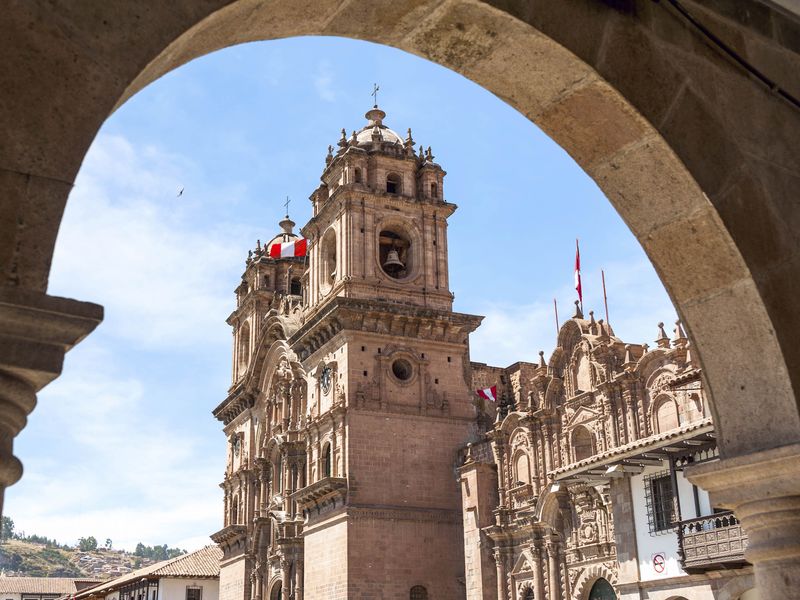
<box><xmin>2</xmin><ymin>1</ymin><xmax>800</xmax><ymax>597</ymax></box>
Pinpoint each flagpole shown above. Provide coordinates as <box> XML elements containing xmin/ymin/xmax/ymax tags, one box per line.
<box><xmin>602</xmin><ymin>269</ymin><xmax>610</xmax><ymax>326</ymax></box>
<box><xmin>575</xmin><ymin>238</ymin><xmax>583</xmax><ymax>313</ymax></box>
<box><xmin>554</xmin><ymin>297</ymin><xmax>560</xmax><ymax>336</ymax></box>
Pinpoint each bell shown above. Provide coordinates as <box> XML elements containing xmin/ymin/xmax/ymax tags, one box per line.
<box><xmin>383</xmin><ymin>249</ymin><xmax>405</xmax><ymax>275</ymax></box>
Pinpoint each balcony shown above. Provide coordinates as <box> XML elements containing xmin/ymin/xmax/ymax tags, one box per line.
<box><xmin>677</xmin><ymin>511</ymin><xmax>749</xmax><ymax>573</ymax></box>
<box><xmin>508</xmin><ymin>483</ymin><xmax>536</xmax><ymax>509</ymax></box>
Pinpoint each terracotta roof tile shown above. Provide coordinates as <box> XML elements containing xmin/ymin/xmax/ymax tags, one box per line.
<box><xmin>73</xmin><ymin>547</ymin><xmax>221</xmax><ymax>599</ymax></box>
<box><xmin>0</xmin><ymin>577</ymin><xmax>102</xmax><ymax>595</ymax></box>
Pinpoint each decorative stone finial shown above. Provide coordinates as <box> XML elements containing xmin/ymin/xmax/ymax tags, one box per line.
<box><xmin>365</xmin><ymin>106</ymin><xmax>386</xmax><ymax>126</ymax></box>
<box><xmin>656</xmin><ymin>322</ymin><xmax>670</xmax><ymax>348</ymax></box>
<box><xmin>350</xmin><ymin>130</ymin><xmax>357</xmax><ymax>144</ymax></box>
<box><xmin>326</xmin><ymin>144</ymin><xmax>333</xmax><ymax>164</ymax></box>
<box><xmin>371</xmin><ymin>124</ymin><xmax>383</xmax><ymax>142</ymax></box>
<box><xmin>598</xmin><ymin>318</ymin><xmax>607</xmax><ymax>338</ymax></box>
<box><xmin>642</xmin><ymin>343</ymin><xmax>649</xmax><ymax>354</ymax></box>
<box><xmin>673</xmin><ymin>319</ymin><xmax>688</xmax><ymax>347</ymax></box>
<box><xmin>256</xmin><ymin>239</ymin><xmax>261</xmax><ymax>251</ymax></box>
<box><xmin>539</xmin><ymin>350</ymin><xmax>547</xmax><ymax>368</ymax></box>
<box><xmin>464</xmin><ymin>443</ymin><xmax>474</xmax><ymax>464</ymax></box>
<box><xmin>406</xmin><ymin>128</ymin><xmax>414</xmax><ymax>146</ymax></box>
<box><xmin>425</xmin><ymin>146</ymin><xmax>434</xmax><ymax>161</ymax></box>
<box><xmin>338</xmin><ymin>128</ymin><xmax>348</xmax><ymax>148</ymax></box>
<box><xmin>279</xmin><ymin>217</ymin><xmax>295</xmax><ymax>237</ymax></box>
<box><xmin>573</xmin><ymin>300</ymin><xmax>583</xmax><ymax>319</ymax></box>
<box><xmin>623</xmin><ymin>344</ymin><xmax>634</xmax><ymax>365</ymax></box>
<box><xmin>685</xmin><ymin>341</ymin><xmax>694</xmax><ymax>367</ymax></box>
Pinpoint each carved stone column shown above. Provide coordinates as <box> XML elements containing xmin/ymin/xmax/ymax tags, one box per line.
<box><xmin>687</xmin><ymin>443</ymin><xmax>800</xmax><ymax>600</ymax></box>
<box><xmin>531</xmin><ymin>544</ymin><xmax>545</xmax><ymax>600</ymax></box>
<box><xmin>294</xmin><ymin>556</ymin><xmax>303</xmax><ymax>600</ymax></box>
<box><xmin>0</xmin><ymin>288</ymin><xmax>102</xmax><ymax>515</ymax></box>
<box><xmin>280</xmin><ymin>557</ymin><xmax>290</xmax><ymax>600</ymax></box>
<box><xmin>546</xmin><ymin>541</ymin><xmax>562</xmax><ymax>600</ymax></box>
<box><xmin>493</xmin><ymin>548</ymin><xmax>508</xmax><ymax>600</ymax></box>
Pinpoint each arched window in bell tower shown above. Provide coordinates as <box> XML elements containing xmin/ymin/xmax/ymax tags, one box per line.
<box><xmin>354</xmin><ymin>167</ymin><xmax>363</xmax><ymax>183</ymax></box>
<box><xmin>322</xmin><ymin>443</ymin><xmax>332</xmax><ymax>478</ymax></box>
<box><xmin>386</xmin><ymin>172</ymin><xmax>401</xmax><ymax>194</ymax></box>
<box><xmin>290</xmin><ymin>277</ymin><xmax>301</xmax><ymax>296</ymax></box>
<box><xmin>231</xmin><ymin>496</ymin><xmax>239</xmax><ymax>525</ymax></box>
<box><xmin>430</xmin><ymin>182</ymin><xmax>438</xmax><ymax>199</ymax></box>
<box><xmin>320</xmin><ymin>229</ymin><xmax>337</xmax><ymax>294</ymax></box>
<box><xmin>237</xmin><ymin>322</ymin><xmax>251</xmax><ymax>376</ymax></box>
<box><xmin>379</xmin><ymin>228</ymin><xmax>411</xmax><ymax>280</ymax></box>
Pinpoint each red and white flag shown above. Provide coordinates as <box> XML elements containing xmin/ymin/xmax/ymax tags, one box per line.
<box><xmin>476</xmin><ymin>386</ymin><xmax>497</xmax><ymax>403</ymax></box>
<box><xmin>574</xmin><ymin>238</ymin><xmax>583</xmax><ymax>308</ymax></box>
<box><xmin>269</xmin><ymin>238</ymin><xmax>307</xmax><ymax>259</ymax></box>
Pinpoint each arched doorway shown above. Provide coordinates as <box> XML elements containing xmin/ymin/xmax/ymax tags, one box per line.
<box><xmin>269</xmin><ymin>581</ymin><xmax>281</xmax><ymax>600</ymax></box>
<box><xmin>1</xmin><ymin>2</ymin><xmax>799</xmax><ymax>597</ymax></box>
<box><xmin>588</xmin><ymin>578</ymin><xmax>616</xmax><ymax>600</ymax></box>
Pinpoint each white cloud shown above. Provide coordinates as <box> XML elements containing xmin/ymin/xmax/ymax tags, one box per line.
<box><xmin>5</xmin><ymin>133</ymin><xmax>239</xmax><ymax>551</ymax></box>
<box><xmin>313</xmin><ymin>61</ymin><xmax>337</xmax><ymax>102</ymax></box>
<box><xmin>9</xmin><ymin>346</ymin><xmax>223</xmax><ymax>551</ymax></box>
<box><xmin>50</xmin><ymin>134</ymin><xmax>254</xmax><ymax>350</ymax></box>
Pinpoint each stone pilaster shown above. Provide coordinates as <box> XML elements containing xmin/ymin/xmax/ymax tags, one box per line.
<box><xmin>0</xmin><ymin>288</ymin><xmax>102</xmax><ymax>514</ymax></box>
<box><xmin>531</xmin><ymin>544</ymin><xmax>545</xmax><ymax>600</ymax></box>
<box><xmin>687</xmin><ymin>443</ymin><xmax>800</xmax><ymax>600</ymax></box>
<box><xmin>546</xmin><ymin>541</ymin><xmax>562</xmax><ymax>600</ymax></box>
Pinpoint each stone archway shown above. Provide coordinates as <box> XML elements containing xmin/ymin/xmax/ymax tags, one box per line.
<box><xmin>2</xmin><ymin>1</ymin><xmax>800</xmax><ymax>597</ymax></box>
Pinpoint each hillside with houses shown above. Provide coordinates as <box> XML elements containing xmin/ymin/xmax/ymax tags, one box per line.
<box><xmin>0</xmin><ymin>519</ymin><xmax>187</xmax><ymax>579</ymax></box>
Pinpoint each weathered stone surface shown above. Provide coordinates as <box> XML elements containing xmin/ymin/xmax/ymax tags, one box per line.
<box><xmin>2</xmin><ymin>1</ymin><xmax>800</xmax><ymax>596</ymax></box>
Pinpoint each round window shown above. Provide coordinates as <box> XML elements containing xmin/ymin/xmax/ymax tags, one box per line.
<box><xmin>391</xmin><ymin>358</ymin><xmax>413</xmax><ymax>381</ymax></box>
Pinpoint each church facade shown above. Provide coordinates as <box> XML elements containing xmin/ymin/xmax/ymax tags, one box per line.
<box><xmin>211</xmin><ymin>107</ymin><xmax>754</xmax><ymax>600</ymax></box>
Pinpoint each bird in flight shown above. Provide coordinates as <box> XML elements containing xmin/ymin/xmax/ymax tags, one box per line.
<box><xmin>177</xmin><ymin>187</ymin><xmax>184</xmax><ymax>197</ymax></box>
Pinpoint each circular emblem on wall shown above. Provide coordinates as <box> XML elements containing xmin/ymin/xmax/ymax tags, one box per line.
<box><xmin>652</xmin><ymin>553</ymin><xmax>666</xmax><ymax>573</ymax></box>
<box><xmin>321</xmin><ymin>365</ymin><xmax>333</xmax><ymax>395</ymax></box>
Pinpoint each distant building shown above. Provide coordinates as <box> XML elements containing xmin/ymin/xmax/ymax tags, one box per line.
<box><xmin>0</xmin><ymin>577</ymin><xmax>101</xmax><ymax>600</ymax></box>
<box><xmin>69</xmin><ymin>547</ymin><xmax>221</xmax><ymax>600</ymax></box>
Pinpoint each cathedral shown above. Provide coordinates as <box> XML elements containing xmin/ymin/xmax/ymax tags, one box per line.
<box><xmin>211</xmin><ymin>107</ymin><xmax>754</xmax><ymax>600</ymax></box>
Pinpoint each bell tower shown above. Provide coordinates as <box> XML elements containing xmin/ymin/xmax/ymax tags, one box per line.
<box><xmin>291</xmin><ymin>106</ymin><xmax>483</xmax><ymax>599</ymax></box>
<box><xmin>303</xmin><ymin>106</ymin><xmax>453</xmax><ymax>315</ymax></box>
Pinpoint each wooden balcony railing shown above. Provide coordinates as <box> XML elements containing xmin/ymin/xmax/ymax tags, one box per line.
<box><xmin>677</xmin><ymin>511</ymin><xmax>749</xmax><ymax>573</ymax></box>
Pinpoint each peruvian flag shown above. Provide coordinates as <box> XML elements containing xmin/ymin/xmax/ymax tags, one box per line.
<box><xmin>476</xmin><ymin>386</ymin><xmax>497</xmax><ymax>403</ymax></box>
<box><xmin>269</xmin><ymin>238</ymin><xmax>307</xmax><ymax>259</ymax></box>
<box><xmin>574</xmin><ymin>238</ymin><xmax>583</xmax><ymax>308</ymax></box>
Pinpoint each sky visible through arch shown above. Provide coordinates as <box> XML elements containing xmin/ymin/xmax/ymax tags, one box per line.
<box><xmin>7</xmin><ymin>37</ymin><xmax>676</xmax><ymax>552</ymax></box>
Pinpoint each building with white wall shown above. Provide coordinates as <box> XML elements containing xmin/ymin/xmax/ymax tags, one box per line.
<box><xmin>68</xmin><ymin>547</ymin><xmax>220</xmax><ymax>600</ymax></box>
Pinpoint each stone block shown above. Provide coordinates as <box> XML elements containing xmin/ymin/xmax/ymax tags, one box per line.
<box><xmin>640</xmin><ymin>204</ymin><xmax>745</xmax><ymax>306</ymax></box>
<box><xmin>536</xmin><ymin>79</ymin><xmax>649</xmax><ymax>170</ymax></box>
<box><xmin>680</xmin><ymin>279</ymin><xmax>799</xmax><ymax>456</ymax></box>
<box><xmin>590</xmin><ymin>132</ymin><xmax>707</xmax><ymax>237</ymax></box>
<box><xmin>0</xmin><ymin>169</ymin><xmax>72</xmax><ymax>291</ymax></box>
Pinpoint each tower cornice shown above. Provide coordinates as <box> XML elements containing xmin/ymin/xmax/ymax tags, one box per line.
<box><xmin>289</xmin><ymin>296</ymin><xmax>482</xmax><ymax>361</ymax></box>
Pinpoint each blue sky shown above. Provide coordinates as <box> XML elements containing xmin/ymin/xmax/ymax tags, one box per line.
<box><xmin>6</xmin><ymin>37</ymin><xmax>676</xmax><ymax>551</ymax></box>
